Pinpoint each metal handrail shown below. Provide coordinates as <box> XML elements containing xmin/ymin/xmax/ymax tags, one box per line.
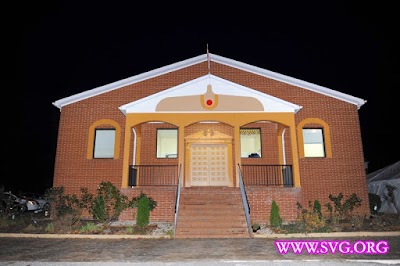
<box><xmin>173</xmin><ymin>164</ymin><xmax>182</xmax><ymax>239</ymax></box>
<box><xmin>237</xmin><ymin>164</ymin><xmax>252</xmax><ymax>238</ymax></box>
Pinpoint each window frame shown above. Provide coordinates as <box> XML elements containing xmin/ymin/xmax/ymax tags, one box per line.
<box><xmin>156</xmin><ymin>128</ymin><xmax>178</xmax><ymax>159</ymax></box>
<box><xmin>240</xmin><ymin>128</ymin><xmax>262</xmax><ymax>158</ymax></box>
<box><xmin>302</xmin><ymin>127</ymin><xmax>326</xmax><ymax>158</ymax></box>
<box><xmin>93</xmin><ymin>128</ymin><xmax>116</xmax><ymax>159</ymax></box>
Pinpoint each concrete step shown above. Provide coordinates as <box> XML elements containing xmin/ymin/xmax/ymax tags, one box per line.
<box><xmin>176</xmin><ymin>220</ymin><xmax>247</xmax><ymax>228</ymax></box>
<box><xmin>176</xmin><ymin>187</ymin><xmax>250</xmax><ymax>239</ymax></box>
<box><xmin>176</xmin><ymin>227</ymin><xmax>249</xmax><ymax>236</ymax></box>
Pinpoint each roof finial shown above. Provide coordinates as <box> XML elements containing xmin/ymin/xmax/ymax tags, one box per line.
<box><xmin>207</xmin><ymin>43</ymin><xmax>211</xmax><ymax>75</ymax></box>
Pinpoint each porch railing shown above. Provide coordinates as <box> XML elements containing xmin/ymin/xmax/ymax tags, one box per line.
<box><xmin>241</xmin><ymin>164</ymin><xmax>294</xmax><ymax>187</ymax></box>
<box><xmin>237</xmin><ymin>164</ymin><xmax>252</xmax><ymax>238</ymax></box>
<box><xmin>128</xmin><ymin>165</ymin><xmax>179</xmax><ymax>186</ymax></box>
<box><xmin>128</xmin><ymin>164</ymin><xmax>293</xmax><ymax>187</ymax></box>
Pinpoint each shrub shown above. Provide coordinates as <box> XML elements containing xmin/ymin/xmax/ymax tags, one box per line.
<box><xmin>80</xmin><ymin>222</ymin><xmax>103</xmax><ymax>234</ymax></box>
<box><xmin>131</xmin><ymin>192</ymin><xmax>157</xmax><ymax>228</ymax></box>
<box><xmin>91</xmin><ymin>181</ymin><xmax>130</xmax><ymax>223</ymax></box>
<box><xmin>136</xmin><ymin>196</ymin><xmax>150</xmax><ymax>228</ymax></box>
<box><xmin>92</xmin><ymin>194</ymin><xmax>107</xmax><ymax>222</ymax></box>
<box><xmin>325</xmin><ymin>192</ymin><xmax>362</xmax><ymax>223</ymax></box>
<box><xmin>313</xmin><ymin>200</ymin><xmax>322</xmax><ymax>220</ymax></box>
<box><xmin>296</xmin><ymin>200</ymin><xmax>326</xmax><ymax>232</ymax></box>
<box><xmin>270</xmin><ymin>200</ymin><xmax>282</xmax><ymax>228</ymax></box>
<box><xmin>368</xmin><ymin>193</ymin><xmax>381</xmax><ymax>214</ymax></box>
<box><xmin>44</xmin><ymin>187</ymin><xmax>87</xmax><ymax>219</ymax></box>
<box><xmin>45</xmin><ymin>223</ymin><xmax>55</xmax><ymax>234</ymax></box>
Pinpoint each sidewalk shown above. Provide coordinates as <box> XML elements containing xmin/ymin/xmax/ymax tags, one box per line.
<box><xmin>1</xmin><ymin>230</ymin><xmax>399</xmax><ymax>239</ymax></box>
<box><xmin>0</xmin><ymin>234</ymin><xmax>399</xmax><ymax>263</ymax></box>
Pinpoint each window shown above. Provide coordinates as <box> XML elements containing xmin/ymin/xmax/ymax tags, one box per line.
<box><xmin>303</xmin><ymin>128</ymin><xmax>325</xmax><ymax>157</ymax></box>
<box><xmin>93</xmin><ymin>129</ymin><xmax>116</xmax><ymax>158</ymax></box>
<box><xmin>240</xmin><ymin>128</ymin><xmax>262</xmax><ymax>158</ymax></box>
<box><xmin>157</xmin><ymin>129</ymin><xmax>178</xmax><ymax>158</ymax></box>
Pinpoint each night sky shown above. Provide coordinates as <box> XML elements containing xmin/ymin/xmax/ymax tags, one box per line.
<box><xmin>7</xmin><ymin>1</ymin><xmax>399</xmax><ymax>193</ymax></box>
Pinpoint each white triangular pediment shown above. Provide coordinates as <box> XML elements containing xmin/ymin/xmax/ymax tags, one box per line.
<box><xmin>119</xmin><ymin>75</ymin><xmax>302</xmax><ymax>114</ymax></box>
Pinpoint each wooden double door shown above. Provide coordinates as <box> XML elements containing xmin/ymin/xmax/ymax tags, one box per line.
<box><xmin>189</xmin><ymin>143</ymin><xmax>229</xmax><ymax>186</ymax></box>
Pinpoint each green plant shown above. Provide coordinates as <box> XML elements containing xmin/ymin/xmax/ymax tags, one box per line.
<box><xmin>44</xmin><ymin>187</ymin><xmax>89</xmax><ymax>219</ymax></box>
<box><xmin>270</xmin><ymin>200</ymin><xmax>282</xmax><ymax>228</ymax></box>
<box><xmin>45</xmin><ymin>222</ymin><xmax>55</xmax><ymax>233</ymax></box>
<box><xmin>80</xmin><ymin>222</ymin><xmax>103</xmax><ymax>234</ymax></box>
<box><xmin>131</xmin><ymin>192</ymin><xmax>157</xmax><ymax>228</ymax></box>
<box><xmin>91</xmin><ymin>181</ymin><xmax>130</xmax><ymax>223</ymax></box>
<box><xmin>296</xmin><ymin>201</ymin><xmax>326</xmax><ymax>233</ymax></box>
<box><xmin>368</xmin><ymin>193</ymin><xmax>381</xmax><ymax>214</ymax></box>
<box><xmin>325</xmin><ymin>192</ymin><xmax>362</xmax><ymax>223</ymax></box>
<box><xmin>313</xmin><ymin>200</ymin><xmax>322</xmax><ymax>220</ymax></box>
<box><xmin>92</xmin><ymin>194</ymin><xmax>107</xmax><ymax>222</ymax></box>
<box><xmin>136</xmin><ymin>196</ymin><xmax>150</xmax><ymax>227</ymax></box>
<box><xmin>251</xmin><ymin>223</ymin><xmax>261</xmax><ymax>232</ymax></box>
<box><xmin>126</xmin><ymin>226</ymin><xmax>134</xmax><ymax>234</ymax></box>
<box><xmin>166</xmin><ymin>228</ymin><xmax>174</xmax><ymax>238</ymax></box>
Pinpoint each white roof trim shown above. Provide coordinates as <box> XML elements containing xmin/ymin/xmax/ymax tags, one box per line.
<box><xmin>118</xmin><ymin>75</ymin><xmax>302</xmax><ymax>115</ymax></box>
<box><xmin>52</xmin><ymin>53</ymin><xmax>366</xmax><ymax>110</ymax></box>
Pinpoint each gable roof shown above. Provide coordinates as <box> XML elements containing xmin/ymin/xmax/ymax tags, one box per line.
<box><xmin>119</xmin><ymin>75</ymin><xmax>302</xmax><ymax>115</ymax></box>
<box><xmin>52</xmin><ymin>53</ymin><xmax>367</xmax><ymax>110</ymax></box>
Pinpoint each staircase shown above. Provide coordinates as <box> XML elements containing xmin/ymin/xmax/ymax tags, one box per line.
<box><xmin>175</xmin><ymin>187</ymin><xmax>251</xmax><ymax>238</ymax></box>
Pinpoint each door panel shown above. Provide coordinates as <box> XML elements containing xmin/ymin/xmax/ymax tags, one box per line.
<box><xmin>190</xmin><ymin>144</ymin><xmax>228</xmax><ymax>186</ymax></box>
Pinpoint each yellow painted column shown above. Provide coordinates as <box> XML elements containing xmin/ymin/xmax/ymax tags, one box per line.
<box><xmin>178</xmin><ymin>125</ymin><xmax>185</xmax><ymax>187</ymax></box>
<box><xmin>234</xmin><ymin>125</ymin><xmax>241</xmax><ymax>187</ymax></box>
<box><xmin>288</xmin><ymin>114</ymin><xmax>301</xmax><ymax>187</ymax></box>
<box><xmin>135</xmin><ymin>125</ymin><xmax>142</xmax><ymax>187</ymax></box>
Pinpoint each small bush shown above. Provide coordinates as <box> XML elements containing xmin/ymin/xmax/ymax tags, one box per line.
<box><xmin>126</xmin><ymin>226</ymin><xmax>134</xmax><ymax>234</ymax></box>
<box><xmin>137</xmin><ymin>196</ymin><xmax>150</xmax><ymax>227</ymax></box>
<box><xmin>91</xmin><ymin>181</ymin><xmax>130</xmax><ymax>223</ymax></box>
<box><xmin>131</xmin><ymin>192</ymin><xmax>157</xmax><ymax>228</ymax></box>
<box><xmin>326</xmin><ymin>192</ymin><xmax>362</xmax><ymax>224</ymax></box>
<box><xmin>270</xmin><ymin>200</ymin><xmax>282</xmax><ymax>228</ymax></box>
<box><xmin>92</xmin><ymin>194</ymin><xmax>107</xmax><ymax>222</ymax></box>
<box><xmin>80</xmin><ymin>222</ymin><xmax>103</xmax><ymax>234</ymax></box>
<box><xmin>368</xmin><ymin>193</ymin><xmax>381</xmax><ymax>214</ymax></box>
<box><xmin>45</xmin><ymin>223</ymin><xmax>55</xmax><ymax>234</ymax></box>
<box><xmin>296</xmin><ymin>200</ymin><xmax>326</xmax><ymax>232</ymax></box>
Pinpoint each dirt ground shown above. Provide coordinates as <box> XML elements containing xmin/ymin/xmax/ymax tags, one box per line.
<box><xmin>1</xmin><ymin>211</ymin><xmax>399</xmax><ymax>236</ymax></box>
<box><xmin>0</xmin><ymin>211</ymin><xmax>168</xmax><ymax>235</ymax></box>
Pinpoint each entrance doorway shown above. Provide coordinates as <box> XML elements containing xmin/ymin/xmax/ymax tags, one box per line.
<box><xmin>190</xmin><ymin>144</ymin><xmax>229</xmax><ymax>186</ymax></box>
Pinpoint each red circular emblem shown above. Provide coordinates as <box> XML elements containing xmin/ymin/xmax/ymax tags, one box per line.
<box><xmin>206</xmin><ymin>99</ymin><xmax>213</xmax><ymax>106</ymax></box>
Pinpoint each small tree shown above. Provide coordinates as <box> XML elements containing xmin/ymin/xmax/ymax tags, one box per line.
<box><xmin>131</xmin><ymin>192</ymin><xmax>157</xmax><ymax>228</ymax></box>
<box><xmin>270</xmin><ymin>200</ymin><xmax>282</xmax><ymax>228</ymax></box>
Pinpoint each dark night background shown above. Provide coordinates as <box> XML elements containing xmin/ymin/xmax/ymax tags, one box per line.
<box><xmin>6</xmin><ymin>1</ymin><xmax>399</xmax><ymax>194</ymax></box>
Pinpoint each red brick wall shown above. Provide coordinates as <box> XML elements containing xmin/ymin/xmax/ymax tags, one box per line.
<box><xmin>53</xmin><ymin>60</ymin><xmax>369</xmax><ymax>219</ymax></box>
<box><xmin>247</xmin><ymin>187</ymin><xmax>302</xmax><ymax>224</ymax></box>
<box><xmin>119</xmin><ymin>187</ymin><xmax>177</xmax><ymax>222</ymax></box>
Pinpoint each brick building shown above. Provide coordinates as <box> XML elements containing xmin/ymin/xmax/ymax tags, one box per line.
<box><xmin>52</xmin><ymin>53</ymin><xmax>370</xmax><ymax>237</ymax></box>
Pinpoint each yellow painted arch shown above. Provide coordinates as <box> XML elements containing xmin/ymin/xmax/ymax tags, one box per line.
<box><xmin>297</xmin><ymin>118</ymin><xmax>332</xmax><ymax>158</ymax></box>
<box><xmin>87</xmin><ymin>119</ymin><xmax>121</xmax><ymax>159</ymax></box>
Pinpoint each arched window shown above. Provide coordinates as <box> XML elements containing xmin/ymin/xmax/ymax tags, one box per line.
<box><xmin>87</xmin><ymin>119</ymin><xmax>121</xmax><ymax>159</ymax></box>
<box><xmin>297</xmin><ymin>118</ymin><xmax>332</xmax><ymax>158</ymax></box>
